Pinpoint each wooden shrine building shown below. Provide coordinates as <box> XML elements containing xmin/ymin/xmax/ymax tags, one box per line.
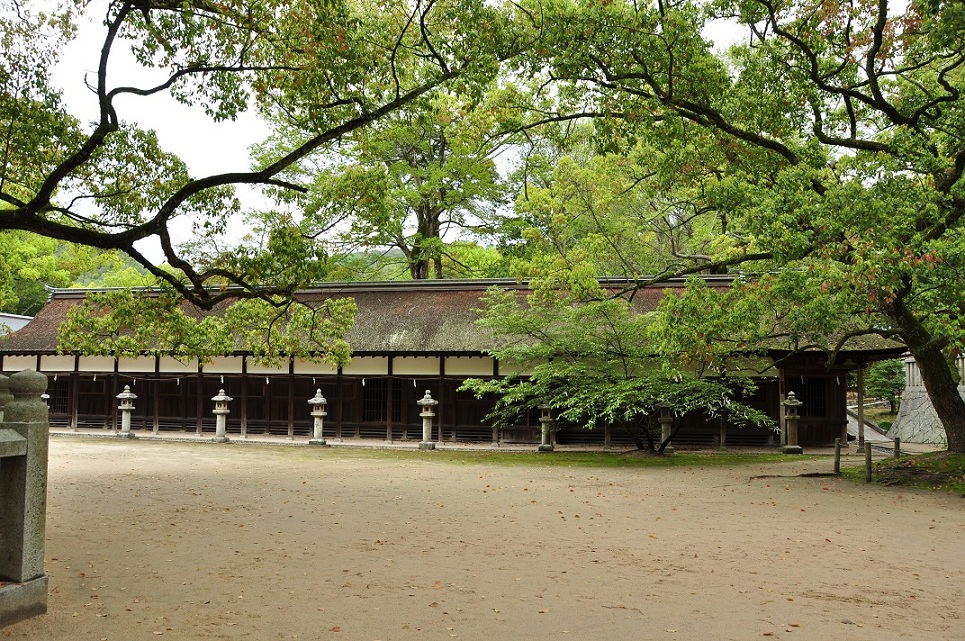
<box><xmin>0</xmin><ymin>277</ymin><xmax>904</xmax><ymax>447</ymax></box>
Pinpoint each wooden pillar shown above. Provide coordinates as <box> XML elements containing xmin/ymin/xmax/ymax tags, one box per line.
<box><xmin>287</xmin><ymin>359</ymin><xmax>295</xmax><ymax>440</ymax></box>
<box><xmin>69</xmin><ymin>355</ymin><xmax>79</xmax><ymax>431</ymax></box>
<box><xmin>386</xmin><ymin>358</ymin><xmax>394</xmax><ymax>442</ymax></box>
<box><xmin>265</xmin><ymin>374</ymin><xmax>273</xmax><ymax>436</ymax></box>
<box><xmin>440</xmin><ymin>357</ymin><xmax>448</xmax><ymax>443</ymax></box>
<box><xmin>196</xmin><ymin>363</ymin><xmax>204</xmax><ymax>436</ymax></box>
<box><xmin>110</xmin><ymin>360</ymin><xmax>119</xmax><ymax>432</ymax></box>
<box><xmin>437</xmin><ymin>375</ymin><xmax>445</xmax><ymax>443</ymax></box>
<box><xmin>152</xmin><ymin>356</ymin><xmax>160</xmax><ymax>434</ymax></box>
<box><xmin>778</xmin><ymin>370</ymin><xmax>786</xmax><ymax>446</ymax></box>
<box><xmin>336</xmin><ymin>368</ymin><xmax>343</xmax><ymax>441</ymax></box>
<box><xmin>240</xmin><ymin>356</ymin><xmax>248</xmax><ymax>439</ymax></box>
<box><xmin>857</xmin><ymin>364</ymin><xmax>866</xmax><ymax>449</ymax></box>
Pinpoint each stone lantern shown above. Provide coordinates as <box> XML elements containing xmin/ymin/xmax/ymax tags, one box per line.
<box><xmin>417</xmin><ymin>390</ymin><xmax>438</xmax><ymax>450</ymax></box>
<box><xmin>115</xmin><ymin>385</ymin><xmax>137</xmax><ymax>439</ymax></box>
<box><xmin>782</xmin><ymin>391</ymin><xmax>803</xmax><ymax>454</ymax></box>
<box><xmin>537</xmin><ymin>403</ymin><xmax>554</xmax><ymax>452</ymax></box>
<box><xmin>657</xmin><ymin>401</ymin><xmax>674</xmax><ymax>454</ymax></box>
<box><xmin>308</xmin><ymin>389</ymin><xmax>328</xmax><ymax>446</ymax></box>
<box><xmin>210</xmin><ymin>389</ymin><xmax>232</xmax><ymax>443</ymax></box>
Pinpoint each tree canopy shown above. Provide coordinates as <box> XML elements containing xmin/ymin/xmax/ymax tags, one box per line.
<box><xmin>490</xmin><ymin>0</ymin><xmax>965</xmax><ymax>452</ymax></box>
<box><xmin>1</xmin><ymin>0</ymin><xmax>525</xmax><ymax>307</ymax></box>
<box><xmin>8</xmin><ymin>0</ymin><xmax>965</xmax><ymax>451</ymax></box>
<box><xmin>461</xmin><ymin>277</ymin><xmax>774</xmax><ymax>451</ymax></box>
<box><xmin>259</xmin><ymin>87</ymin><xmax>520</xmax><ymax>280</ymax></box>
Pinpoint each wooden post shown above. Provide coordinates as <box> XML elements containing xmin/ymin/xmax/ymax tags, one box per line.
<box><xmin>195</xmin><ymin>365</ymin><xmax>203</xmax><ymax>437</ymax></box>
<box><xmin>152</xmin><ymin>362</ymin><xmax>160</xmax><ymax>435</ymax></box>
<box><xmin>894</xmin><ymin>436</ymin><xmax>901</xmax><ymax>459</ymax></box>
<box><xmin>857</xmin><ymin>364</ymin><xmax>866</xmax><ymax>449</ymax></box>
<box><xmin>833</xmin><ymin>438</ymin><xmax>841</xmax><ymax>475</ymax></box>
<box><xmin>864</xmin><ymin>441</ymin><xmax>873</xmax><ymax>483</ymax></box>
<box><xmin>69</xmin><ymin>370</ymin><xmax>79</xmax><ymax>432</ymax></box>
<box><xmin>287</xmin><ymin>360</ymin><xmax>295</xmax><ymax>441</ymax></box>
<box><xmin>240</xmin><ymin>357</ymin><xmax>248</xmax><ymax>439</ymax></box>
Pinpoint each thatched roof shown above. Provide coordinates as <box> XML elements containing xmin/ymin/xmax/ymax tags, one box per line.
<box><xmin>0</xmin><ymin>276</ymin><xmax>905</xmax><ymax>361</ymax></box>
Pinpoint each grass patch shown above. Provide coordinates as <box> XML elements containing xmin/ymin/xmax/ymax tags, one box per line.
<box><xmin>863</xmin><ymin>406</ymin><xmax>897</xmax><ymax>430</ymax></box>
<box><xmin>841</xmin><ymin>452</ymin><xmax>965</xmax><ymax>495</ymax></box>
<box><xmin>346</xmin><ymin>448</ymin><xmax>793</xmax><ymax>468</ymax></box>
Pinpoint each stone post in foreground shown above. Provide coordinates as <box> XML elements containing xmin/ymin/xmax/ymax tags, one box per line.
<box><xmin>0</xmin><ymin>369</ymin><xmax>50</xmax><ymax>626</ymax></box>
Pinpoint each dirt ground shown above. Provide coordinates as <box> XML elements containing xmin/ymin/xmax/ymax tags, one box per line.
<box><xmin>4</xmin><ymin>438</ymin><xmax>964</xmax><ymax>640</ymax></box>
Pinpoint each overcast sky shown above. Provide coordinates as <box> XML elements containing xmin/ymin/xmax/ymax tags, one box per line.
<box><xmin>52</xmin><ymin>2</ymin><xmax>270</xmax><ymax>178</ymax></box>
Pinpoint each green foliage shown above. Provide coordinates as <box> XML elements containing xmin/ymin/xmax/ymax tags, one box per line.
<box><xmin>440</xmin><ymin>242</ymin><xmax>510</xmax><ymax>279</ymax></box>
<box><xmin>2</xmin><ymin>0</ymin><xmax>529</xmax><ymax>311</ymax></box>
<box><xmin>842</xmin><ymin>452</ymin><xmax>965</xmax><ymax>495</ymax></box>
<box><xmin>500</xmin><ymin>0</ymin><xmax>965</xmax><ymax>450</ymax></box>
<box><xmin>865</xmin><ymin>359</ymin><xmax>906</xmax><ymax>412</ymax></box>
<box><xmin>507</xmin><ymin>131</ymin><xmax>735</xmax><ymax>280</ymax></box>
<box><xmin>460</xmin><ymin>282</ymin><xmax>774</xmax><ymax>451</ymax></box>
<box><xmin>649</xmin><ymin>274</ymin><xmax>893</xmax><ymax>371</ymax></box>
<box><xmin>260</xmin><ymin>87</ymin><xmax>518</xmax><ymax>279</ymax></box>
<box><xmin>0</xmin><ymin>230</ymin><xmax>152</xmax><ymax>315</ymax></box>
<box><xmin>57</xmin><ymin>288</ymin><xmax>356</xmax><ymax>368</ymax></box>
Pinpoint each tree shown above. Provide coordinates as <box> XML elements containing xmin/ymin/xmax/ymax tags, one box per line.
<box><xmin>0</xmin><ymin>231</ymin><xmax>146</xmax><ymax>315</ymax></box>
<box><xmin>460</xmin><ymin>276</ymin><xmax>774</xmax><ymax>451</ymax></box>
<box><xmin>865</xmin><ymin>359</ymin><xmax>906</xmax><ymax>414</ymax></box>
<box><xmin>263</xmin><ymin>88</ymin><xmax>519</xmax><ymax>280</ymax></box>
<box><xmin>2</xmin><ymin>0</ymin><xmax>527</xmax><ymax>362</ymax></box>
<box><xmin>515</xmin><ymin>0</ymin><xmax>965</xmax><ymax>452</ymax></box>
<box><xmin>1</xmin><ymin>0</ymin><xmax>524</xmax><ymax>304</ymax></box>
<box><xmin>506</xmin><ymin>144</ymin><xmax>729</xmax><ymax>280</ymax></box>
<box><xmin>57</xmin><ymin>287</ymin><xmax>356</xmax><ymax>367</ymax></box>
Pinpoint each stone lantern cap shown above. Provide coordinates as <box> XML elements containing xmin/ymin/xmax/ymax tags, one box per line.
<box><xmin>116</xmin><ymin>385</ymin><xmax>137</xmax><ymax>403</ymax></box>
<box><xmin>211</xmin><ymin>389</ymin><xmax>232</xmax><ymax>404</ymax></box>
<box><xmin>783</xmin><ymin>390</ymin><xmax>803</xmax><ymax>411</ymax></box>
<box><xmin>417</xmin><ymin>390</ymin><xmax>438</xmax><ymax>408</ymax></box>
<box><xmin>656</xmin><ymin>400</ymin><xmax>673</xmax><ymax>417</ymax></box>
<box><xmin>308</xmin><ymin>389</ymin><xmax>328</xmax><ymax>408</ymax></box>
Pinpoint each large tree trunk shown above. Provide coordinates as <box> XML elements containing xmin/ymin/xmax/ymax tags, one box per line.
<box><xmin>410</xmin><ymin>258</ymin><xmax>430</xmax><ymax>279</ymax></box>
<box><xmin>885</xmin><ymin>299</ymin><xmax>965</xmax><ymax>453</ymax></box>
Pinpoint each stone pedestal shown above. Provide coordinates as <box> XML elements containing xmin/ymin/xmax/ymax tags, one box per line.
<box><xmin>0</xmin><ymin>369</ymin><xmax>50</xmax><ymax>626</ymax></box>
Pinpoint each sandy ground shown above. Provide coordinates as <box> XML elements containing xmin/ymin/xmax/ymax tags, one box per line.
<box><xmin>3</xmin><ymin>438</ymin><xmax>964</xmax><ymax>641</ymax></box>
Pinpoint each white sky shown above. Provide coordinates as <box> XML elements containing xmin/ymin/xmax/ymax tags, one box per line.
<box><xmin>50</xmin><ymin>1</ymin><xmax>270</xmax><ymax>263</ymax></box>
<box><xmin>52</xmin><ymin>2</ymin><xmax>270</xmax><ymax>177</ymax></box>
